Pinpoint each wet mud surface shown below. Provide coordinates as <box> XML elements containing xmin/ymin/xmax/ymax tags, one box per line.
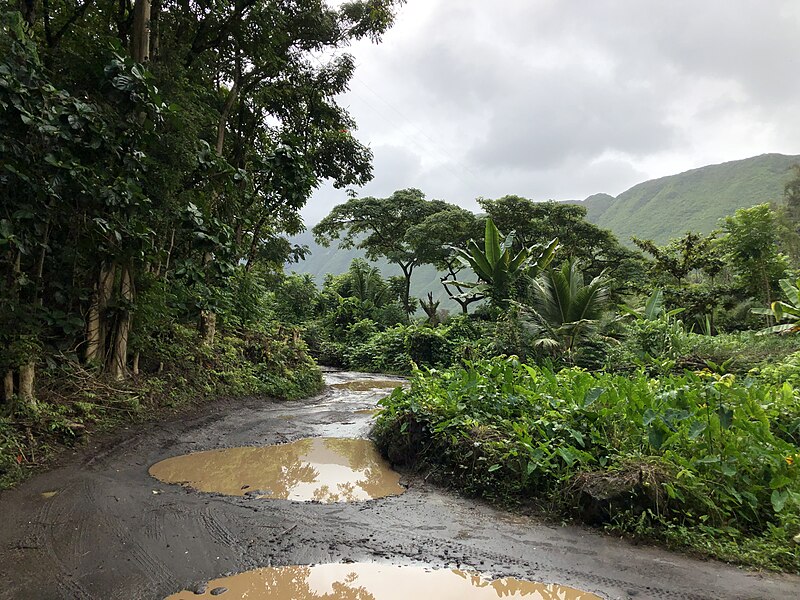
<box><xmin>1</xmin><ymin>370</ymin><xmax>799</xmax><ymax>600</ymax></box>
<box><xmin>164</xmin><ymin>563</ymin><xmax>601</xmax><ymax>599</ymax></box>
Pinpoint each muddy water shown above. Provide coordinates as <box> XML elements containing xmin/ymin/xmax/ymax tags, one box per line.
<box><xmin>331</xmin><ymin>380</ymin><xmax>404</xmax><ymax>392</ymax></box>
<box><xmin>165</xmin><ymin>563</ymin><xmax>602</xmax><ymax>599</ymax></box>
<box><xmin>149</xmin><ymin>437</ymin><xmax>404</xmax><ymax>503</ymax></box>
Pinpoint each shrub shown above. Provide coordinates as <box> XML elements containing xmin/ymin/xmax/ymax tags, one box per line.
<box><xmin>374</xmin><ymin>357</ymin><xmax>800</xmax><ymax>571</ymax></box>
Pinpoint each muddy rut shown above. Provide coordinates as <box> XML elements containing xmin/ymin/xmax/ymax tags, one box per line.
<box><xmin>1</xmin><ymin>370</ymin><xmax>798</xmax><ymax>600</ymax></box>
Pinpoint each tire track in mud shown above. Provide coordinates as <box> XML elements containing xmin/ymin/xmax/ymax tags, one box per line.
<box><xmin>33</xmin><ymin>481</ymin><xmax>97</xmax><ymax>600</ymax></box>
<box><xmin>211</xmin><ymin>494</ymin><xmax>697</xmax><ymax>600</ymax></box>
<box><xmin>364</xmin><ymin>534</ymin><xmax>708</xmax><ymax>600</ymax></box>
<box><xmin>200</xmin><ymin>506</ymin><xmax>241</xmax><ymax>549</ymax></box>
<box><xmin>79</xmin><ymin>477</ymin><xmax>178</xmax><ymax>594</ymax></box>
<box><xmin>245</xmin><ymin>504</ymin><xmax>708</xmax><ymax>600</ymax></box>
<box><xmin>98</xmin><ymin>511</ymin><xmax>176</xmax><ymax>589</ymax></box>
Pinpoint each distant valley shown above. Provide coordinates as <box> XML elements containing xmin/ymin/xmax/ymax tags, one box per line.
<box><xmin>290</xmin><ymin>153</ymin><xmax>800</xmax><ymax>309</ymax></box>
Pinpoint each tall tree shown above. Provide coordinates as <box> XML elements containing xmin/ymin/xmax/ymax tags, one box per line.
<box><xmin>720</xmin><ymin>204</ymin><xmax>789</xmax><ymax>306</ymax></box>
<box><xmin>313</xmin><ymin>189</ymin><xmax>451</xmax><ymax>315</ymax></box>
<box><xmin>405</xmin><ymin>206</ymin><xmax>483</xmax><ymax>314</ymax></box>
<box><xmin>0</xmin><ymin>0</ymin><xmax>406</xmax><ymax>397</ymax></box>
<box><xmin>478</xmin><ymin>196</ymin><xmax>643</xmax><ymax>286</ymax></box>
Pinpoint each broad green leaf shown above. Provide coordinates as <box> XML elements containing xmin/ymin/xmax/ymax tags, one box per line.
<box><xmin>582</xmin><ymin>387</ymin><xmax>604</xmax><ymax>408</ymax></box>
<box><xmin>770</xmin><ymin>475</ymin><xmax>792</xmax><ymax>490</ymax></box>
<box><xmin>648</xmin><ymin>426</ymin><xmax>666</xmax><ymax>450</ymax></box>
<box><xmin>643</xmin><ymin>289</ymin><xmax>663</xmax><ymax>320</ymax></box>
<box><xmin>771</xmin><ymin>489</ymin><xmax>789</xmax><ymax>513</ymax></box>
<box><xmin>716</xmin><ymin>406</ymin><xmax>734</xmax><ymax>430</ymax></box>
<box><xmin>688</xmin><ymin>420</ymin><xmax>707</xmax><ymax>440</ymax></box>
<box><xmin>484</xmin><ymin>218</ymin><xmax>501</xmax><ymax>267</ymax></box>
<box><xmin>779</xmin><ymin>278</ymin><xmax>800</xmax><ymax>306</ymax></box>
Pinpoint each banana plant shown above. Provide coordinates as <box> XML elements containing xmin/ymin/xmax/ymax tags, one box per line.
<box><xmin>754</xmin><ymin>278</ymin><xmax>800</xmax><ymax>333</ymax></box>
<box><xmin>450</xmin><ymin>218</ymin><xmax>558</xmax><ymax>308</ymax></box>
<box><xmin>620</xmin><ymin>289</ymin><xmax>685</xmax><ymax>321</ymax></box>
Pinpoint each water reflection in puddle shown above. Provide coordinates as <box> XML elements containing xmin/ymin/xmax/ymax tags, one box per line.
<box><xmin>165</xmin><ymin>563</ymin><xmax>601</xmax><ymax>599</ymax></box>
<box><xmin>149</xmin><ymin>438</ymin><xmax>404</xmax><ymax>503</ymax></box>
<box><xmin>331</xmin><ymin>380</ymin><xmax>404</xmax><ymax>392</ymax></box>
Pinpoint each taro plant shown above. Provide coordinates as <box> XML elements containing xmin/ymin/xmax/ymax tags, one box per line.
<box><xmin>373</xmin><ymin>356</ymin><xmax>800</xmax><ymax>571</ymax></box>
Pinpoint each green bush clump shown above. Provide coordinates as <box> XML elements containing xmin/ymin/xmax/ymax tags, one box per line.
<box><xmin>373</xmin><ymin>356</ymin><xmax>800</xmax><ymax>571</ymax></box>
<box><xmin>609</xmin><ymin>323</ymin><xmax>800</xmax><ymax>376</ymax></box>
<box><xmin>683</xmin><ymin>332</ymin><xmax>800</xmax><ymax>373</ymax></box>
<box><xmin>345</xmin><ymin>318</ymin><xmax>486</xmax><ymax>374</ymax></box>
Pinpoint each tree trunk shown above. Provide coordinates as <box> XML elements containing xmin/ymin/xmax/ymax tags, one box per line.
<box><xmin>18</xmin><ymin>361</ymin><xmax>36</xmax><ymax>409</ymax></box>
<box><xmin>19</xmin><ymin>0</ymin><xmax>36</xmax><ymax>26</ymax></box>
<box><xmin>163</xmin><ymin>228</ymin><xmax>175</xmax><ymax>277</ymax></box>
<box><xmin>400</xmin><ymin>263</ymin><xmax>414</xmax><ymax>317</ymax></box>
<box><xmin>131</xmin><ymin>0</ymin><xmax>151</xmax><ymax>62</ymax></box>
<box><xmin>107</xmin><ymin>264</ymin><xmax>133</xmax><ymax>380</ymax></box>
<box><xmin>85</xmin><ymin>262</ymin><xmax>116</xmax><ymax>365</ymax></box>
<box><xmin>132</xmin><ymin>351</ymin><xmax>140</xmax><ymax>376</ymax></box>
<box><xmin>200</xmin><ymin>310</ymin><xmax>217</xmax><ymax>347</ymax></box>
<box><xmin>149</xmin><ymin>0</ymin><xmax>161</xmax><ymax>60</ymax></box>
<box><xmin>3</xmin><ymin>371</ymin><xmax>13</xmax><ymax>404</ymax></box>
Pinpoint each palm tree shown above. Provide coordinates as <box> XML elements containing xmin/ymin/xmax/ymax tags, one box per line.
<box><xmin>527</xmin><ymin>259</ymin><xmax>611</xmax><ymax>360</ymax></box>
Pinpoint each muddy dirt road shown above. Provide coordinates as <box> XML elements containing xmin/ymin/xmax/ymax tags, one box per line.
<box><xmin>1</xmin><ymin>371</ymin><xmax>798</xmax><ymax>600</ymax></box>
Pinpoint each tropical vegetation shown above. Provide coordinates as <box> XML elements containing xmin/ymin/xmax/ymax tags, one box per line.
<box><xmin>1</xmin><ymin>0</ymin><xmax>800</xmax><ymax>576</ymax></box>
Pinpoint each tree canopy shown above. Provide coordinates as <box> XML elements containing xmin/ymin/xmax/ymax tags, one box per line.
<box><xmin>312</xmin><ymin>188</ymin><xmax>451</xmax><ymax>315</ymax></box>
<box><xmin>0</xmin><ymin>0</ymin><xmax>405</xmax><ymax>401</ymax></box>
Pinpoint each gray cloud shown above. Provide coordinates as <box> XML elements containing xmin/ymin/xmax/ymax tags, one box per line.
<box><xmin>305</xmin><ymin>0</ymin><xmax>800</xmax><ymax>225</ymax></box>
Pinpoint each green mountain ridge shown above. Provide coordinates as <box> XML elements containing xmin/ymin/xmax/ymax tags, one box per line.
<box><xmin>290</xmin><ymin>153</ymin><xmax>800</xmax><ymax>307</ymax></box>
<box><xmin>579</xmin><ymin>153</ymin><xmax>799</xmax><ymax>244</ymax></box>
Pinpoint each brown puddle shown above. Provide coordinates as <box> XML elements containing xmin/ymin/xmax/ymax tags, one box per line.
<box><xmin>165</xmin><ymin>563</ymin><xmax>602</xmax><ymax>599</ymax></box>
<box><xmin>331</xmin><ymin>380</ymin><xmax>404</xmax><ymax>392</ymax></box>
<box><xmin>149</xmin><ymin>438</ymin><xmax>404</xmax><ymax>503</ymax></box>
<box><xmin>354</xmin><ymin>409</ymin><xmax>381</xmax><ymax>416</ymax></box>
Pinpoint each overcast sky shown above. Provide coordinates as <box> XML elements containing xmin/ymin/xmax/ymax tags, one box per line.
<box><xmin>301</xmin><ymin>0</ymin><xmax>800</xmax><ymax>225</ymax></box>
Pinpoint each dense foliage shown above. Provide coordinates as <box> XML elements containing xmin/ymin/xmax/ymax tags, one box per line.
<box><xmin>295</xmin><ymin>172</ymin><xmax>800</xmax><ymax>571</ymax></box>
<box><xmin>0</xmin><ymin>0</ymin><xmax>404</xmax><ymax>485</ymax></box>
<box><xmin>2</xmin><ymin>0</ymin><xmax>800</xmax><ymax>575</ymax></box>
<box><xmin>374</xmin><ymin>357</ymin><xmax>800</xmax><ymax>570</ymax></box>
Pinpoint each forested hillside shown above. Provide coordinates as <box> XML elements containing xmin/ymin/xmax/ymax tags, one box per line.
<box><xmin>587</xmin><ymin>153</ymin><xmax>800</xmax><ymax>244</ymax></box>
<box><xmin>294</xmin><ymin>154</ymin><xmax>800</xmax><ymax>300</ymax></box>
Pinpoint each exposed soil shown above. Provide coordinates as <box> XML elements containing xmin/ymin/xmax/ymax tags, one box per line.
<box><xmin>1</xmin><ymin>370</ymin><xmax>798</xmax><ymax>600</ymax></box>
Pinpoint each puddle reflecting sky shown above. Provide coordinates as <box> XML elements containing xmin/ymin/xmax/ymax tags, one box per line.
<box><xmin>165</xmin><ymin>563</ymin><xmax>602</xmax><ymax>599</ymax></box>
<box><xmin>149</xmin><ymin>438</ymin><xmax>404</xmax><ymax>502</ymax></box>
